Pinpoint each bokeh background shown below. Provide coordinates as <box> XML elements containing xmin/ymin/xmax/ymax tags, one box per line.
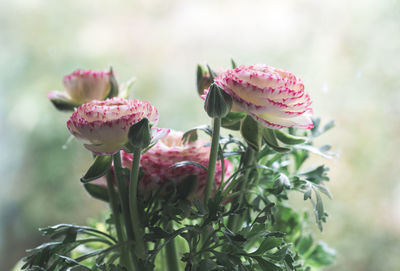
<box><xmin>1</xmin><ymin>0</ymin><xmax>399</xmax><ymax>270</ymax></box>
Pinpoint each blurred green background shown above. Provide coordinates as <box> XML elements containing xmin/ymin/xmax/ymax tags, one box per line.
<box><xmin>1</xmin><ymin>0</ymin><xmax>399</xmax><ymax>270</ymax></box>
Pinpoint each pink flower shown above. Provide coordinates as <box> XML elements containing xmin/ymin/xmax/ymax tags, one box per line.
<box><xmin>122</xmin><ymin>130</ymin><xmax>233</xmax><ymax>199</ymax></box>
<box><xmin>214</xmin><ymin>64</ymin><xmax>313</xmax><ymax>129</ymax></box>
<box><xmin>67</xmin><ymin>97</ymin><xmax>164</xmax><ymax>155</ymax></box>
<box><xmin>48</xmin><ymin>69</ymin><xmax>114</xmax><ymax>110</ymax></box>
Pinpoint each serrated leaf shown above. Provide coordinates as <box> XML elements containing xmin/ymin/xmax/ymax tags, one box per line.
<box><xmin>241</xmin><ymin>115</ymin><xmax>262</xmax><ymax>151</ymax></box>
<box><xmin>81</xmin><ymin>156</ymin><xmax>112</xmax><ymax>183</ymax></box>
<box><xmin>274</xmin><ymin>130</ymin><xmax>306</xmax><ymax>145</ymax></box>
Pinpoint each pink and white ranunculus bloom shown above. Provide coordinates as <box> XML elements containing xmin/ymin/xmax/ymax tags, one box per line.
<box><xmin>48</xmin><ymin>69</ymin><xmax>112</xmax><ymax>108</ymax></box>
<box><xmin>67</xmin><ymin>97</ymin><xmax>166</xmax><ymax>155</ymax></box>
<box><xmin>214</xmin><ymin>64</ymin><xmax>313</xmax><ymax>129</ymax></box>
<box><xmin>122</xmin><ymin>130</ymin><xmax>233</xmax><ymax>199</ymax></box>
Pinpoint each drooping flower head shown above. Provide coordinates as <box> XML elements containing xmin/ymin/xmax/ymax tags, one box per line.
<box><xmin>214</xmin><ymin>64</ymin><xmax>313</xmax><ymax>129</ymax></box>
<box><xmin>67</xmin><ymin>97</ymin><xmax>161</xmax><ymax>155</ymax></box>
<box><xmin>122</xmin><ymin>130</ymin><xmax>233</xmax><ymax>199</ymax></box>
<box><xmin>48</xmin><ymin>69</ymin><xmax>116</xmax><ymax>110</ymax></box>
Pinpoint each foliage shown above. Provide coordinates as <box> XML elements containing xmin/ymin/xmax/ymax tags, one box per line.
<box><xmin>21</xmin><ymin>116</ymin><xmax>335</xmax><ymax>270</ymax></box>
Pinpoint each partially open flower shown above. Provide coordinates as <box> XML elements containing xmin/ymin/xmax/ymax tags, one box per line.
<box><xmin>122</xmin><ymin>130</ymin><xmax>233</xmax><ymax>199</ymax></box>
<box><xmin>67</xmin><ymin>97</ymin><xmax>160</xmax><ymax>155</ymax></box>
<box><xmin>48</xmin><ymin>69</ymin><xmax>115</xmax><ymax>110</ymax></box>
<box><xmin>214</xmin><ymin>64</ymin><xmax>313</xmax><ymax>129</ymax></box>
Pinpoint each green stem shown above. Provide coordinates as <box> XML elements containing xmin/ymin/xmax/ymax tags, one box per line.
<box><xmin>204</xmin><ymin>117</ymin><xmax>221</xmax><ymax>204</ymax></box>
<box><xmin>201</xmin><ymin>117</ymin><xmax>221</xmax><ymax>257</ymax></box>
<box><xmin>165</xmin><ymin>222</ymin><xmax>180</xmax><ymax>271</ymax></box>
<box><xmin>105</xmin><ymin>171</ymin><xmax>128</xmax><ymax>267</ymax></box>
<box><xmin>113</xmin><ymin>152</ymin><xmax>137</xmax><ymax>270</ymax></box>
<box><xmin>129</xmin><ymin>148</ymin><xmax>146</xmax><ymax>259</ymax></box>
<box><xmin>227</xmin><ymin>147</ymin><xmax>256</xmax><ymax>232</ymax></box>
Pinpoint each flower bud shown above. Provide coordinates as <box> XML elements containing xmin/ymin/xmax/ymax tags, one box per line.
<box><xmin>204</xmin><ymin>83</ymin><xmax>232</xmax><ymax>118</ymax></box>
<box><xmin>128</xmin><ymin>118</ymin><xmax>151</xmax><ymax>150</ymax></box>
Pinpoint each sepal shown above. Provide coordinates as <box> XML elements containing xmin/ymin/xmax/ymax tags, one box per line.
<box><xmin>107</xmin><ymin>67</ymin><xmax>119</xmax><ymax>99</ymax></box>
<box><xmin>47</xmin><ymin>91</ymin><xmax>78</xmax><ymax>111</ymax></box>
<box><xmin>240</xmin><ymin>115</ymin><xmax>262</xmax><ymax>151</ymax></box>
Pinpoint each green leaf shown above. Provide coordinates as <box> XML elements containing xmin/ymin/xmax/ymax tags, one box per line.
<box><xmin>253</xmin><ymin>256</ymin><xmax>282</xmax><ymax>271</ymax></box>
<box><xmin>294</xmin><ymin>145</ymin><xmax>336</xmax><ymax>159</ymax></box>
<box><xmin>84</xmin><ymin>183</ymin><xmax>109</xmax><ymax>202</ymax></box>
<box><xmin>80</xmin><ymin>156</ymin><xmax>112</xmax><ymax>183</ymax></box>
<box><xmin>221</xmin><ymin>112</ymin><xmax>246</xmax><ymax>130</ymax></box>
<box><xmin>274</xmin><ymin>173</ymin><xmax>291</xmax><ymax>190</ymax></box>
<box><xmin>250</xmin><ymin>237</ymin><xmax>283</xmax><ymax>256</ymax></box>
<box><xmin>262</xmin><ymin>129</ymin><xmax>290</xmax><ymax>153</ymax></box>
<box><xmin>241</xmin><ymin>115</ymin><xmax>262</xmax><ymax>151</ymax></box>
<box><xmin>197</xmin><ymin>259</ymin><xmax>221</xmax><ymax>271</ymax></box>
<box><xmin>307</xmin><ymin>241</ymin><xmax>335</xmax><ymax>267</ymax></box>
<box><xmin>315</xmin><ymin>184</ymin><xmax>333</xmax><ymax>199</ymax></box>
<box><xmin>312</xmin><ymin>188</ymin><xmax>325</xmax><ymax>231</ymax></box>
<box><xmin>296</xmin><ymin>234</ymin><xmax>314</xmax><ymax>255</ymax></box>
<box><xmin>274</xmin><ymin>130</ymin><xmax>306</xmax><ymax>145</ymax></box>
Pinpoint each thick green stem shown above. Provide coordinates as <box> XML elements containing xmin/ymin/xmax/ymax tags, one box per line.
<box><xmin>204</xmin><ymin>117</ymin><xmax>221</xmax><ymax>204</ymax></box>
<box><xmin>129</xmin><ymin>148</ymin><xmax>146</xmax><ymax>259</ymax></box>
<box><xmin>113</xmin><ymin>152</ymin><xmax>137</xmax><ymax>270</ymax></box>
<box><xmin>165</xmin><ymin>222</ymin><xmax>180</xmax><ymax>271</ymax></box>
<box><xmin>227</xmin><ymin>147</ymin><xmax>256</xmax><ymax>232</ymax></box>
<box><xmin>105</xmin><ymin>171</ymin><xmax>128</xmax><ymax>267</ymax></box>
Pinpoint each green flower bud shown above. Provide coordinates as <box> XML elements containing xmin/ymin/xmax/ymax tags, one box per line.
<box><xmin>128</xmin><ymin>118</ymin><xmax>151</xmax><ymax>150</ymax></box>
<box><xmin>204</xmin><ymin>83</ymin><xmax>232</xmax><ymax>118</ymax></box>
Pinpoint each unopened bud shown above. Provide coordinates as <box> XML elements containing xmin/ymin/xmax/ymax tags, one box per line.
<box><xmin>204</xmin><ymin>83</ymin><xmax>232</xmax><ymax>118</ymax></box>
<box><xmin>128</xmin><ymin>118</ymin><xmax>151</xmax><ymax>150</ymax></box>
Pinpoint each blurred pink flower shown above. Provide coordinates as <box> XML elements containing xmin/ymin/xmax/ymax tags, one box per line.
<box><xmin>48</xmin><ymin>69</ymin><xmax>112</xmax><ymax>109</ymax></box>
<box><xmin>67</xmin><ymin>97</ymin><xmax>162</xmax><ymax>155</ymax></box>
<box><xmin>122</xmin><ymin>130</ymin><xmax>233</xmax><ymax>199</ymax></box>
<box><xmin>214</xmin><ymin>64</ymin><xmax>313</xmax><ymax>129</ymax></box>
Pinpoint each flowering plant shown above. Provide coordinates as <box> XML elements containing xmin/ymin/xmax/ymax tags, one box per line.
<box><xmin>19</xmin><ymin>62</ymin><xmax>335</xmax><ymax>271</ymax></box>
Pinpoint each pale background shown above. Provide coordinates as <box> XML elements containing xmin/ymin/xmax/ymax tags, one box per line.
<box><xmin>1</xmin><ymin>0</ymin><xmax>400</xmax><ymax>270</ymax></box>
